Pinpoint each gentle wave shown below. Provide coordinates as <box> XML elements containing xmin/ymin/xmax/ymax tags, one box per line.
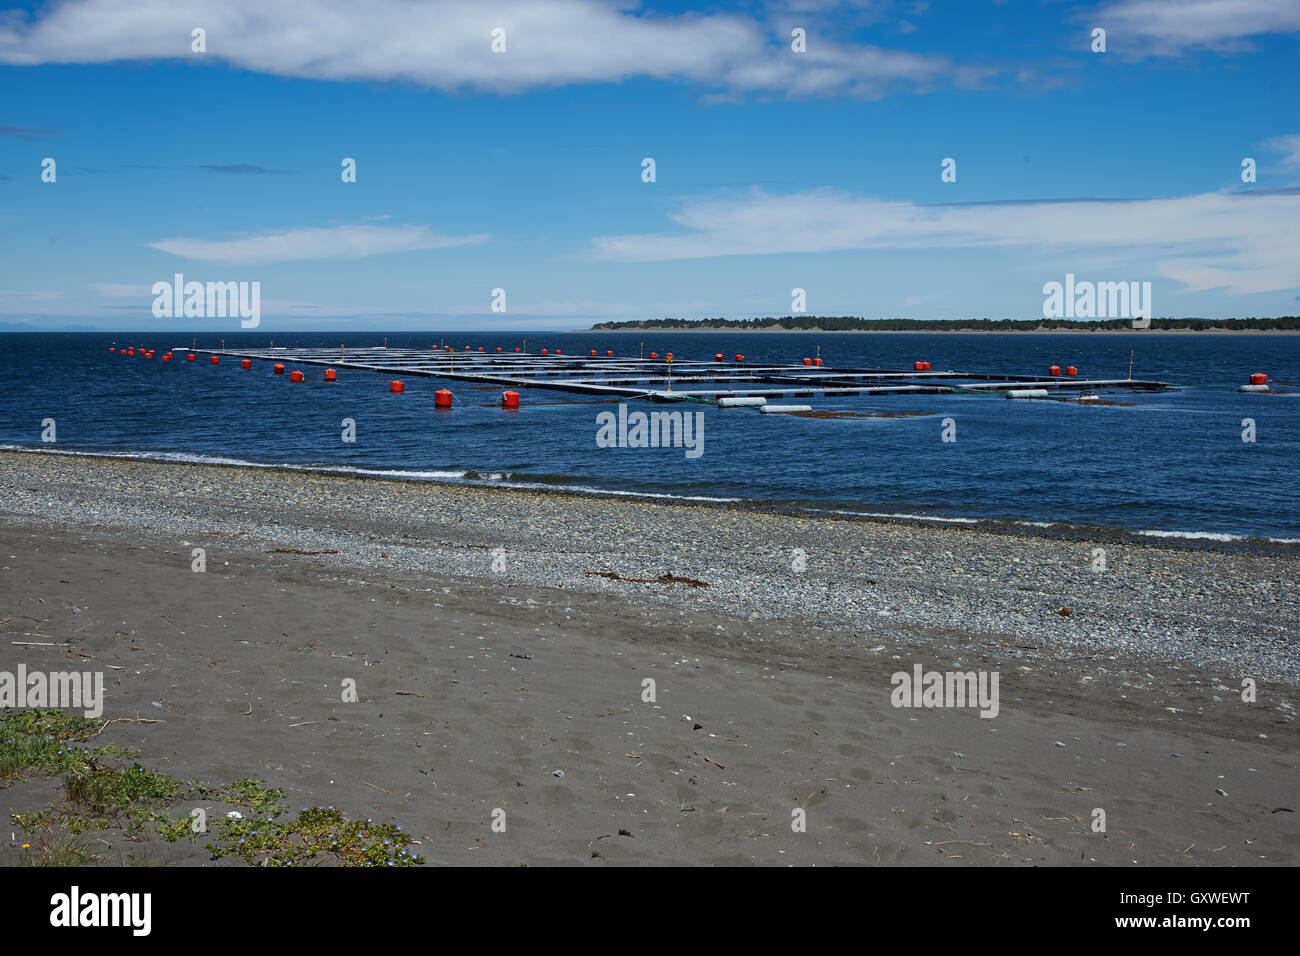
<box><xmin>823</xmin><ymin>508</ymin><xmax>981</xmax><ymax>524</ymax></box>
<box><xmin>1137</xmin><ymin>529</ymin><xmax>1246</xmax><ymax>542</ymax></box>
<box><xmin>0</xmin><ymin>445</ymin><xmax>475</xmax><ymax>480</ymax></box>
<box><xmin>0</xmin><ymin>444</ymin><xmax>739</xmax><ymax>504</ymax></box>
<box><xmin>4</xmin><ymin>443</ymin><xmax>1296</xmax><ymax>543</ymax></box>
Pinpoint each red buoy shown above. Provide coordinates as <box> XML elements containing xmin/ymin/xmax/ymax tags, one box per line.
<box><xmin>161</xmin><ymin>354</ymin><xmax>171</xmax><ymax>361</ymax></box>
<box><xmin>1065</xmin><ymin>366</ymin><xmax>1078</xmax><ymax>376</ymax></box>
<box><xmin>501</xmin><ymin>390</ymin><xmax>520</xmax><ymax>408</ymax></box>
<box><xmin>390</xmin><ymin>381</ymin><xmax>405</xmax><ymax>394</ymax></box>
<box><xmin>210</xmin><ymin>355</ymin><xmax>219</xmax><ymax>365</ymax></box>
<box><xmin>649</xmin><ymin>352</ymin><xmax>658</xmax><ymax>359</ymax></box>
<box><xmin>590</xmin><ymin>350</ymin><xmax>598</xmax><ymax>357</ymax></box>
<box><xmin>273</xmin><ymin>363</ymin><xmax>284</xmax><ymax>374</ymax></box>
<box><xmin>241</xmin><ymin>359</ymin><xmax>252</xmax><ymax>369</ymax></box>
<box><xmin>324</xmin><ymin>368</ymin><xmax>337</xmax><ymax>382</ymax></box>
<box><xmin>541</xmin><ymin>349</ymin><xmax>549</xmax><ymax>355</ymax></box>
<box><xmin>555</xmin><ymin>349</ymin><xmax>562</xmax><ymax>354</ymax></box>
<box><xmin>1048</xmin><ymin>365</ymin><xmax>1061</xmax><ymax>376</ymax></box>
<box><xmin>514</xmin><ymin>347</ymin><xmax>521</xmax><ymax>352</ymax></box>
<box><xmin>913</xmin><ymin>361</ymin><xmax>924</xmax><ymax>370</ymax></box>
<box><xmin>434</xmin><ymin>389</ymin><xmax>453</xmax><ymax>407</ymax></box>
<box><xmin>496</xmin><ymin>347</ymin><xmax>503</xmax><ymax>353</ymax></box>
<box><xmin>187</xmin><ymin>354</ymin><xmax>196</xmax><ymax>362</ymax></box>
<box><xmin>109</xmin><ymin>347</ymin><xmax>116</xmax><ymax>353</ymax></box>
<box><xmin>1250</xmin><ymin>373</ymin><xmax>1267</xmax><ymax>385</ymax></box>
<box><xmin>803</xmin><ymin>358</ymin><xmax>813</xmax><ymax>366</ymax></box>
<box><xmin>478</xmin><ymin>346</ymin><xmax>484</xmax><ymax>351</ymax></box>
<box><xmin>813</xmin><ymin>358</ymin><xmax>822</xmax><ymax>367</ymax></box>
<box><xmin>289</xmin><ymin>370</ymin><xmax>304</xmax><ymax>382</ymax></box>
<box><xmin>666</xmin><ymin>352</ymin><xmax>674</xmax><ymax>361</ymax></box>
<box><xmin>127</xmin><ymin>348</ymin><xmax>134</xmax><ymax>356</ymax></box>
<box><xmin>606</xmin><ymin>350</ymin><xmax>613</xmax><ymax>357</ymax></box>
<box><xmin>715</xmin><ymin>353</ymin><xmax>724</xmax><ymax>362</ymax></box>
<box><xmin>735</xmin><ymin>354</ymin><xmax>744</xmax><ymax>363</ymax></box>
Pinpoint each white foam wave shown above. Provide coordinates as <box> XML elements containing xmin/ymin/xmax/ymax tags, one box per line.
<box><xmin>826</xmin><ymin>508</ymin><xmax>980</xmax><ymax>524</ymax></box>
<box><xmin>0</xmin><ymin>444</ymin><xmax>739</xmax><ymax>504</ymax></box>
<box><xmin>1137</xmin><ymin>529</ymin><xmax>1244</xmax><ymax>542</ymax></box>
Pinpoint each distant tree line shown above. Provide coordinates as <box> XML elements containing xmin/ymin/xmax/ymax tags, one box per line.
<box><xmin>590</xmin><ymin>316</ymin><xmax>1300</xmax><ymax>331</ymax></box>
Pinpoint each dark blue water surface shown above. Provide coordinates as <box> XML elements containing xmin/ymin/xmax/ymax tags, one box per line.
<box><xmin>3</xmin><ymin>331</ymin><xmax>1297</xmax><ymax>541</ymax></box>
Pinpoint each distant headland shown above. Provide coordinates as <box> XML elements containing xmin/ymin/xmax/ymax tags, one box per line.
<box><xmin>587</xmin><ymin>316</ymin><xmax>1300</xmax><ymax>333</ymax></box>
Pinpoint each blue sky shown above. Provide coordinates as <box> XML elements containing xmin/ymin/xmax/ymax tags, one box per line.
<box><xmin>1</xmin><ymin>0</ymin><xmax>1298</xmax><ymax>331</ymax></box>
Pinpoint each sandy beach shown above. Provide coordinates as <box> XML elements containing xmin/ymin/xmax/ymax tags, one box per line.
<box><xmin>1</xmin><ymin>449</ymin><xmax>1296</xmax><ymax>866</ymax></box>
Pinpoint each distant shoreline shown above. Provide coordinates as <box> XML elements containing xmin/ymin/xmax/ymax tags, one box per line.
<box><xmin>581</xmin><ymin>327</ymin><xmax>1300</xmax><ymax>335</ymax></box>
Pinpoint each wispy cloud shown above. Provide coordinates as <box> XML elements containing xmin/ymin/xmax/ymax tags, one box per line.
<box><xmin>1263</xmin><ymin>134</ymin><xmax>1300</xmax><ymax>170</ymax></box>
<box><xmin>590</xmin><ymin>187</ymin><xmax>1300</xmax><ymax>294</ymax></box>
<box><xmin>92</xmin><ymin>283</ymin><xmax>153</xmax><ymax>297</ymax></box>
<box><xmin>147</xmin><ymin>223</ymin><xmax>489</xmax><ymax>264</ymax></box>
<box><xmin>1090</xmin><ymin>0</ymin><xmax>1300</xmax><ymax>56</ymax></box>
<box><xmin>0</xmin><ymin>290</ymin><xmax>62</xmax><ymax>299</ymax></box>
<box><xmin>0</xmin><ymin>0</ymin><xmax>988</xmax><ymax>99</ymax></box>
<box><xmin>0</xmin><ymin>126</ymin><xmax>59</xmax><ymax>140</ymax></box>
<box><xmin>199</xmin><ymin>164</ymin><xmax>292</xmax><ymax>175</ymax></box>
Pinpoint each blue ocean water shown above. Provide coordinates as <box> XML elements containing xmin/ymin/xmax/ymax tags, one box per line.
<box><xmin>3</xmin><ymin>331</ymin><xmax>1298</xmax><ymax>541</ymax></box>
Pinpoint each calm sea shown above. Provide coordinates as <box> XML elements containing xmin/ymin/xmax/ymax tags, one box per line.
<box><xmin>3</xmin><ymin>331</ymin><xmax>1298</xmax><ymax>543</ymax></box>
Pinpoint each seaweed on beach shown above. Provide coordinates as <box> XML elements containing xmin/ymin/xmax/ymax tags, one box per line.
<box><xmin>1041</xmin><ymin>396</ymin><xmax>1136</xmax><ymax>406</ymax></box>
<box><xmin>585</xmin><ymin>570</ymin><xmax>710</xmax><ymax>587</ymax></box>
<box><xmin>479</xmin><ymin>398</ymin><xmax>626</xmax><ymax>406</ymax></box>
<box><xmin>782</xmin><ymin>410</ymin><xmax>935</xmax><ymax>419</ymax></box>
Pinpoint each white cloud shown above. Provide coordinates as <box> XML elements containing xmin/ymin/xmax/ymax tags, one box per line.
<box><xmin>1091</xmin><ymin>0</ymin><xmax>1300</xmax><ymax>55</ymax></box>
<box><xmin>589</xmin><ymin>187</ymin><xmax>1300</xmax><ymax>294</ymax></box>
<box><xmin>93</xmin><ymin>283</ymin><xmax>152</xmax><ymax>296</ymax></box>
<box><xmin>147</xmin><ymin>223</ymin><xmax>488</xmax><ymax>264</ymax></box>
<box><xmin>0</xmin><ymin>0</ymin><xmax>979</xmax><ymax>98</ymax></box>
<box><xmin>1263</xmin><ymin>134</ymin><xmax>1300</xmax><ymax>170</ymax></box>
<box><xmin>0</xmin><ymin>290</ymin><xmax>61</xmax><ymax>299</ymax></box>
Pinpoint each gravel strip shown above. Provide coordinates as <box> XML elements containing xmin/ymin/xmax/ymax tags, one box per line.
<box><xmin>2</xmin><ymin>448</ymin><xmax>1296</xmax><ymax>684</ymax></box>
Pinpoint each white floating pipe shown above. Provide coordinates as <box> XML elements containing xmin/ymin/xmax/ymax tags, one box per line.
<box><xmin>759</xmin><ymin>404</ymin><xmax>813</xmax><ymax>413</ymax></box>
<box><xmin>1006</xmin><ymin>388</ymin><xmax>1050</xmax><ymax>399</ymax></box>
<box><xmin>718</xmin><ymin>396</ymin><xmax>767</xmax><ymax>407</ymax></box>
<box><xmin>1237</xmin><ymin>384</ymin><xmax>1270</xmax><ymax>392</ymax></box>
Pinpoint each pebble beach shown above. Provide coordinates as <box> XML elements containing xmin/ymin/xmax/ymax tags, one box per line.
<box><xmin>3</xmin><ymin>448</ymin><xmax>1296</xmax><ymax>683</ymax></box>
<box><xmin>1</xmin><ymin>448</ymin><xmax>1296</xmax><ymax>866</ymax></box>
